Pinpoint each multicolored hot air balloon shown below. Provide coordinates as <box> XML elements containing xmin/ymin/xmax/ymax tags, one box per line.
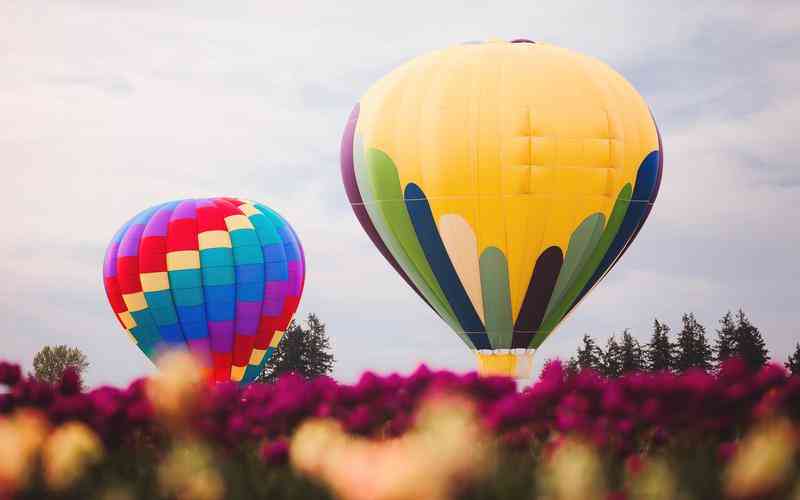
<box><xmin>103</xmin><ymin>197</ymin><xmax>305</xmax><ymax>385</ymax></box>
<box><xmin>340</xmin><ymin>39</ymin><xmax>662</xmax><ymax>378</ymax></box>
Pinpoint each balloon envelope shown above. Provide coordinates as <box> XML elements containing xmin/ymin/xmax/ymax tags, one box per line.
<box><xmin>340</xmin><ymin>40</ymin><xmax>662</xmax><ymax>378</ymax></box>
<box><xmin>103</xmin><ymin>197</ymin><xmax>305</xmax><ymax>384</ymax></box>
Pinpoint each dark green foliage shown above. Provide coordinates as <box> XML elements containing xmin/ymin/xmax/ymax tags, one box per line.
<box><xmin>714</xmin><ymin>311</ymin><xmax>737</xmax><ymax>364</ymax></box>
<box><xmin>646</xmin><ymin>319</ymin><xmax>674</xmax><ymax>371</ymax></box>
<box><xmin>602</xmin><ymin>335</ymin><xmax>623</xmax><ymax>377</ymax></box>
<box><xmin>731</xmin><ymin>309</ymin><xmax>770</xmax><ymax>371</ymax></box>
<box><xmin>619</xmin><ymin>329</ymin><xmax>645</xmax><ymax>373</ymax></box>
<box><xmin>787</xmin><ymin>343</ymin><xmax>800</xmax><ymax>375</ymax></box>
<box><xmin>575</xmin><ymin>334</ymin><xmax>603</xmax><ymax>372</ymax></box>
<box><xmin>32</xmin><ymin>345</ymin><xmax>88</xmax><ymax>386</ymax></box>
<box><xmin>258</xmin><ymin>314</ymin><xmax>334</xmax><ymax>383</ymax></box>
<box><xmin>674</xmin><ymin>313</ymin><xmax>714</xmax><ymax>372</ymax></box>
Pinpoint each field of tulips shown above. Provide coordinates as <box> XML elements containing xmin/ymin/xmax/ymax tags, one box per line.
<box><xmin>0</xmin><ymin>352</ymin><xmax>798</xmax><ymax>500</ymax></box>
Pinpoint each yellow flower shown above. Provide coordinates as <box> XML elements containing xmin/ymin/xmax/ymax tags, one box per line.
<box><xmin>542</xmin><ymin>437</ymin><xmax>605</xmax><ymax>500</ymax></box>
<box><xmin>147</xmin><ymin>350</ymin><xmax>206</xmax><ymax>423</ymax></box>
<box><xmin>158</xmin><ymin>441</ymin><xmax>224</xmax><ymax>500</ymax></box>
<box><xmin>0</xmin><ymin>410</ymin><xmax>49</xmax><ymax>494</ymax></box>
<box><xmin>628</xmin><ymin>458</ymin><xmax>678</xmax><ymax>500</ymax></box>
<box><xmin>290</xmin><ymin>395</ymin><xmax>494</xmax><ymax>500</ymax></box>
<box><xmin>100</xmin><ymin>485</ymin><xmax>135</xmax><ymax>500</ymax></box>
<box><xmin>725</xmin><ymin>418</ymin><xmax>797</xmax><ymax>498</ymax></box>
<box><xmin>42</xmin><ymin>421</ymin><xmax>104</xmax><ymax>492</ymax></box>
<box><xmin>290</xmin><ymin>418</ymin><xmax>347</xmax><ymax>477</ymax></box>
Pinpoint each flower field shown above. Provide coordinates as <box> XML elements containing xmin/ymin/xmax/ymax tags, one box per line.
<box><xmin>0</xmin><ymin>353</ymin><xmax>798</xmax><ymax>500</ymax></box>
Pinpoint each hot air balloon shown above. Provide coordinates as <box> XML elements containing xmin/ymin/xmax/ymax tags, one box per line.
<box><xmin>340</xmin><ymin>39</ymin><xmax>662</xmax><ymax>378</ymax></box>
<box><xmin>102</xmin><ymin>197</ymin><xmax>305</xmax><ymax>384</ymax></box>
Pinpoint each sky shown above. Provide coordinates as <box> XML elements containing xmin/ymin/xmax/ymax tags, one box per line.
<box><xmin>1</xmin><ymin>1</ymin><xmax>798</xmax><ymax>387</ymax></box>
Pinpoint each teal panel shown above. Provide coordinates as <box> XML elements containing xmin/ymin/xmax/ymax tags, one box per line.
<box><xmin>232</xmin><ymin>245</ymin><xmax>264</xmax><ymax>265</ymax></box>
<box><xmin>200</xmin><ymin>248</ymin><xmax>235</xmax><ymax>267</ymax></box>
<box><xmin>202</xmin><ymin>266</ymin><xmax>235</xmax><ymax>286</ymax></box>
<box><xmin>150</xmin><ymin>306</ymin><xmax>178</xmax><ymax>326</ymax></box>
<box><xmin>171</xmin><ymin>287</ymin><xmax>205</xmax><ymax>307</ymax></box>
<box><xmin>144</xmin><ymin>290</ymin><xmax>173</xmax><ymax>309</ymax></box>
<box><xmin>229</xmin><ymin>229</ymin><xmax>260</xmax><ymax>247</ymax></box>
<box><xmin>168</xmin><ymin>269</ymin><xmax>202</xmax><ymax>289</ymax></box>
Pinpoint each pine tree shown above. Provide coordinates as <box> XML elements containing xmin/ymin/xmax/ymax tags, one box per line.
<box><xmin>602</xmin><ymin>335</ymin><xmax>623</xmax><ymax>377</ymax></box>
<box><xmin>674</xmin><ymin>313</ymin><xmax>713</xmax><ymax>372</ymax></box>
<box><xmin>259</xmin><ymin>314</ymin><xmax>335</xmax><ymax>383</ymax></box>
<box><xmin>575</xmin><ymin>334</ymin><xmax>603</xmax><ymax>371</ymax></box>
<box><xmin>715</xmin><ymin>311</ymin><xmax>737</xmax><ymax>364</ymax></box>
<box><xmin>566</xmin><ymin>357</ymin><xmax>579</xmax><ymax>376</ymax></box>
<box><xmin>646</xmin><ymin>319</ymin><xmax>674</xmax><ymax>371</ymax></box>
<box><xmin>733</xmin><ymin>309</ymin><xmax>769</xmax><ymax>371</ymax></box>
<box><xmin>786</xmin><ymin>343</ymin><xmax>800</xmax><ymax>375</ymax></box>
<box><xmin>619</xmin><ymin>330</ymin><xmax>645</xmax><ymax>373</ymax></box>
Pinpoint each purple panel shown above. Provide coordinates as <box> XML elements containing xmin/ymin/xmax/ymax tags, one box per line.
<box><xmin>142</xmin><ymin>204</ymin><xmax>174</xmax><ymax>237</ymax></box>
<box><xmin>195</xmin><ymin>198</ymin><xmax>215</xmax><ymax>208</ymax></box>
<box><xmin>188</xmin><ymin>338</ymin><xmax>212</xmax><ymax>366</ymax></box>
<box><xmin>118</xmin><ymin>224</ymin><xmax>145</xmax><ymax>257</ymax></box>
<box><xmin>235</xmin><ymin>301</ymin><xmax>261</xmax><ymax>334</ymax></box>
<box><xmin>208</xmin><ymin>320</ymin><xmax>234</xmax><ymax>352</ymax></box>
<box><xmin>262</xmin><ymin>281</ymin><xmax>287</xmax><ymax>315</ymax></box>
<box><xmin>103</xmin><ymin>242</ymin><xmax>119</xmax><ymax>278</ymax></box>
<box><xmin>171</xmin><ymin>199</ymin><xmax>197</xmax><ymax>220</ymax></box>
<box><xmin>340</xmin><ymin>104</ymin><xmax>363</xmax><ymax>205</ymax></box>
<box><xmin>287</xmin><ymin>261</ymin><xmax>301</xmax><ymax>295</ymax></box>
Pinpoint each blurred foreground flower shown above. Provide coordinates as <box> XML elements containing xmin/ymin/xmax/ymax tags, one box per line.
<box><xmin>158</xmin><ymin>441</ymin><xmax>225</xmax><ymax>500</ymax></box>
<box><xmin>627</xmin><ymin>457</ymin><xmax>677</xmax><ymax>500</ymax></box>
<box><xmin>42</xmin><ymin>420</ymin><xmax>104</xmax><ymax>491</ymax></box>
<box><xmin>147</xmin><ymin>350</ymin><xmax>205</xmax><ymax>425</ymax></box>
<box><xmin>724</xmin><ymin>418</ymin><xmax>797</xmax><ymax>498</ymax></box>
<box><xmin>541</xmin><ymin>437</ymin><xmax>606</xmax><ymax>500</ymax></box>
<box><xmin>291</xmin><ymin>395</ymin><xmax>493</xmax><ymax>500</ymax></box>
<box><xmin>0</xmin><ymin>409</ymin><xmax>48</xmax><ymax>494</ymax></box>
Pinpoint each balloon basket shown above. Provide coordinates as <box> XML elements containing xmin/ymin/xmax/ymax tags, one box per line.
<box><xmin>475</xmin><ymin>349</ymin><xmax>536</xmax><ymax>379</ymax></box>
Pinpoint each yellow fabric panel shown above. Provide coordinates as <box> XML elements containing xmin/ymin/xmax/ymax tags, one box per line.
<box><xmin>224</xmin><ymin>214</ymin><xmax>253</xmax><ymax>231</ymax></box>
<box><xmin>249</xmin><ymin>348</ymin><xmax>265</xmax><ymax>366</ymax></box>
<box><xmin>122</xmin><ymin>292</ymin><xmax>147</xmax><ymax>312</ymax></box>
<box><xmin>236</xmin><ymin>203</ymin><xmax>261</xmax><ymax>217</ymax></box>
<box><xmin>198</xmin><ymin>230</ymin><xmax>232</xmax><ymax>250</ymax></box>
<box><xmin>269</xmin><ymin>331</ymin><xmax>285</xmax><ymax>348</ymax></box>
<box><xmin>118</xmin><ymin>311</ymin><xmax>137</xmax><ymax>329</ymax></box>
<box><xmin>139</xmin><ymin>272</ymin><xmax>169</xmax><ymax>292</ymax></box>
<box><xmin>166</xmin><ymin>250</ymin><xmax>200</xmax><ymax>271</ymax></box>
<box><xmin>230</xmin><ymin>365</ymin><xmax>245</xmax><ymax>382</ymax></box>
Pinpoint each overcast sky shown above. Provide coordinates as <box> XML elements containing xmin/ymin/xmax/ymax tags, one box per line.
<box><xmin>1</xmin><ymin>1</ymin><xmax>798</xmax><ymax>387</ymax></box>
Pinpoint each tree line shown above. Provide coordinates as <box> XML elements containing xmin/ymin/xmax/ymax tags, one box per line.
<box><xmin>563</xmin><ymin>309</ymin><xmax>800</xmax><ymax>376</ymax></box>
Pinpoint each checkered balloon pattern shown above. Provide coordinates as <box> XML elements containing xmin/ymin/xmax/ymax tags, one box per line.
<box><xmin>102</xmin><ymin>197</ymin><xmax>305</xmax><ymax>385</ymax></box>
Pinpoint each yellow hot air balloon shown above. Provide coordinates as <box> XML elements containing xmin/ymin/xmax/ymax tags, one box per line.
<box><xmin>340</xmin><ymin>39</ymin><xmax>663</xmax><ymax>378</ymax></box>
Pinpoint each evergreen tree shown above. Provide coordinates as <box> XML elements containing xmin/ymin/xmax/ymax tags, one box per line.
<box><xmin>786</xmin><ymin>343</ymin><xmax>800</xmax><ymax>375</ymax></box>
<box><xmin>566</xmin><ymin>357</ymin><xmax>579</xmax><ymax>376</ymax></box>
<box><xmin>714</xmin><ymin>311</ymin><xmax>737</xmax><ymax>364</ymax></box>
<box><xmin>646</xmin><ymin>319</ymin><xmax>674</xmax><ymax>371</ymax></box>
<box><xmin>575</xmin><ymin>334</ymin><xmax>603</xmax><ymax>371</ymax></box>
<box><xmin>258</xmin><ymin>314</ymin><xmax>335</xmax><ymax>383</ymax></box>
<box><xmin>619</xmin><ymin>329</ymin><xmax>645</xmax><ymax>373</ymax></box>
<box><xmin>32</xmin><ymin>345</ymin><xmax>89</xmax><ymax>387</ymax></box>
<box><xmin>674</xmin><ymin>313</ymin><xmax>713</xmax><ymax>372</ymax></box>
<box><xmin>733</xmin><ymin>309</ymin><xmax>769</xmax><ymax>371</ymax></box>
<box><xmin>602</xmin><ymin>335</ymin><xmax>623</xmax><ymax>377</ymax></box>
